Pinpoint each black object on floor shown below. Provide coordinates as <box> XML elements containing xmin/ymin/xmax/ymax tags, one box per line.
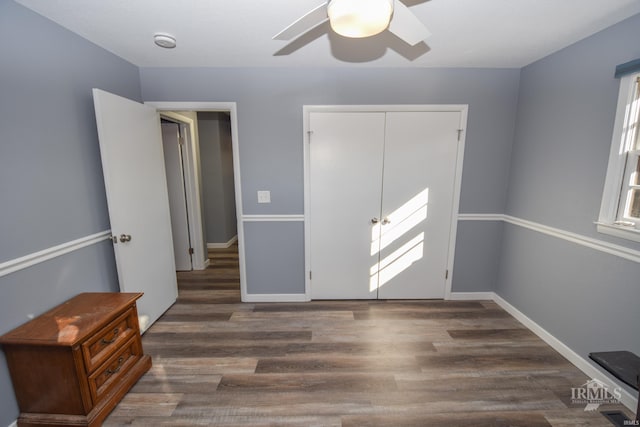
<box><xmin>589</xmin><ymin>351</ymin><xmax>640</xmax><ymax>421</ymax></box>
<box><xmin>590</xmin><ymin>351</ymin><xmax>640</xmax><ymax>390</ymax></box>
<box><xmin>601</xmin><ymin>410</ymin><xmax>636</xmax><ymax>427</ymax></box>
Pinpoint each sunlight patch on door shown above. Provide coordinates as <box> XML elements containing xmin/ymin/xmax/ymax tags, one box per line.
<box><xmin>369</xmin><ymin>188</ymin><xmax>429</xmax><ymax>292</ymax></box>
<box><xmin>371</xmin><ymin>188</ymin><xmax>428</xmax><ymax>256</ymax></box>
<box><xmin>370</xmin><ymin>232</ymin><xmax>424</xmax><ymax>291</ymax></box>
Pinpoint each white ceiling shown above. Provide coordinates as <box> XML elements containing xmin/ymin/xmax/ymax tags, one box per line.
<box><xmin>14</xmin><ymin>0</ymin><xmax>640</xmax><ymax>68</ymax></box>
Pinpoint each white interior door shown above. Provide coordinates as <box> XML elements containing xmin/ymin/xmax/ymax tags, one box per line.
<box><xmin>376</xmin><ymin>112</ymin><xmax>460</xmax><ymax>299</ymax></box>
<box><xmin>309</xmin><ymin>112</ymin><xmax>386</xmax><ymax>299</ymax></box>
<box><xmin>93</xmin><ymin>89</ymin><xmax>178</xmax><ymax>332</ymax></box>
<box><xmin>161</xmin><ymin>122</ymin><xmax>193</xmax><ymax>271</ymax></box>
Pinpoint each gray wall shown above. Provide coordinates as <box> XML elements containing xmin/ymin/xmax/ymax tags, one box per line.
<box><xmin>452</xmin><ymin>220</ymin><xmax>504</xmax><ymax>293</ymax></box>
<box><xmin>506</xmin><ymin>13</ymin><xmax>640</xmax><ymax>249</ymax></box>
<box><xmin>141</xmin><ymin>67</ymin><xmax>521</xmax><ymax>294</ymax></box>
<box><xmin>197</xmin><ymin>112</ymin><xmax>237</xmax><ymax>244</ymax></box>
<box><xmin>243</xmin><ymin>222</ymin><xmax>306</xmax><ymax>294</ymax></box>
<box><xmin>0</xmin><ymin>1</ymin><xmax>141</xmax><ymax>423</ymax></box>
<box><xmin>4</xmin><ymin>0</ymin><xmax>637</xmax><ymax>420</ymax></box>
<box><xmin>497</xmin><ymin>12</ymin><xmax>640</xmax><ymax>392</ymax></box>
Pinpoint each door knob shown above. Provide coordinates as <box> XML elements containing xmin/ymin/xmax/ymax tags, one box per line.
<box><xmin>381</xmin><ymin>217</ymin><xmax>391</xmax><ymax>225</ymax></box>
<box><xmin>371</xmin><ymin>217</ymin><xmax>380</xmax><ymax>224</ymax></box>
<box><xmin>119</xmin><ymin>234</ymin><xmax>132</xmax><ymax>243</ymax></box>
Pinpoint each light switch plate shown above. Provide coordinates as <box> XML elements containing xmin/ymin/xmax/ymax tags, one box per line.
<box><xmin>257</xmin><ymin>190</ymin><xmax>271</xmax><ymax>204</ymax></box>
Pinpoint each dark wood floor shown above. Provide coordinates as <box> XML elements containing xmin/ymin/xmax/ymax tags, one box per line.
<box><xmin>104</xmin><ymin>245</ymin><xmax>631</xmax><ymax>426</ymax></box>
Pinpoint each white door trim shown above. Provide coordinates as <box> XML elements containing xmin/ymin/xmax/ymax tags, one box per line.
<box><xmin>303</xmin><ymin>105</ymin><xmax>468</xmax><ymax>300</ymax></box>
<box><xmin>145</xmin><ymin>102</ymin><xmax>247</xmax><ymax>302</ymax></box>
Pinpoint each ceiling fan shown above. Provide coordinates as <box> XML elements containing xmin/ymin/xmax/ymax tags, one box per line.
<box><xmin>273</xmin><ymin>0</ymin><xmax>431</xmax><ymax>46</ymax></box>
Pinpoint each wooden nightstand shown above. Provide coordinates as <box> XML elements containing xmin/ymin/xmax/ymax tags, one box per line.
<box><xmin>0</xmin><ymin>292</ymin><xmax>152</xmax><ymax>427</ymax></box>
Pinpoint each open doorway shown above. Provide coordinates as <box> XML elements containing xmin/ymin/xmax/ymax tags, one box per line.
<box><xmin>197</xmin><ymin>112</ymin><xmax>238</xmax><ymax>252</ymax></box>
<box><xmin>150</xmin><ymin>102</ymin><xmax>247</xmax><ymax>300</ymax></box>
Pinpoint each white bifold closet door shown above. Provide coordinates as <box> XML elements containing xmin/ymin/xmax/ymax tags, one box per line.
<box><xmin>309</xmin><ymin>110</ymin><xmax>460</xmax><ymax>300</ymax></box>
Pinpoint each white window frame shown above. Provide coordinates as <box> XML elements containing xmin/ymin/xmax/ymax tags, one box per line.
<box><xmin>597</xmin><ymin>72</ymin><xmax>640</xmax><ymax>243</ymax></box>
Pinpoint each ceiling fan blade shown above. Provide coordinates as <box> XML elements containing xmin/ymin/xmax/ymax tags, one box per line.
<box><xmin>387</xmin><ymin>0</ymin><xmax>431</xmax><ymax>46</ymax></box>
<box><xmin>273</xmin><ymin>3</ymin><xmax>329</xmax><ymax>40</ymax></box>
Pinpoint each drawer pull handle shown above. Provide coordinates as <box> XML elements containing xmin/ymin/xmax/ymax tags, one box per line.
<box><xmin>106</xmin><ymin>356</ymin><xmax>125</xmax><ymax>376</ymax></box>
<box><xmin>101</xmin><ymin>328</ymin><xmax>120</xmax><ymax>345</ymax></box>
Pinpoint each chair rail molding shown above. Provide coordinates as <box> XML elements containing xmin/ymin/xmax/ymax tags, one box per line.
<box><xmin>0</xmin><ymin>230</ymin><xmax>112</xmax><ymax>278</ymax></box>
<box><xmin>458</xmin><ymin>213</ymin><xmax>640</xmax><ymax>264</ymax></box>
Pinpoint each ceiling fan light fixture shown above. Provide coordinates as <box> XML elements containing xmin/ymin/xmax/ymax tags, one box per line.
<box><xmin>327</xmin><ymin>0</ymin><xmax>393</xmax><ymax>38</ymax></box>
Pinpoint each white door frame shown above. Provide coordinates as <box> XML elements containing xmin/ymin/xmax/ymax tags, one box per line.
<box><xmin>146</xmin><ymin>102</ymin><xmax>247</xmax><ymax>301</ymax></box>
<box><xmin>160</xmin><ymin>111</ymin><xmax>204</xmax><ymax>270</ymax></box>
<box><xmin>303</xmin><ymin>105</ymin><xmax>468</xmax><ymax>300</ymax></box>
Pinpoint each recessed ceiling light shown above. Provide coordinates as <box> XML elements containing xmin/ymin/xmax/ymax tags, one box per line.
<box><xmin>154</xmin><ymin>33</ymin><xmax>176</xmax><ymax>49</ymax></box>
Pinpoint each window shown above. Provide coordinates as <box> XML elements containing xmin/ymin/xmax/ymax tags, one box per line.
<box><xmin>598</xmin><ymin>72</ymin><xmax>640</xmax><ymax>242</ymax></box>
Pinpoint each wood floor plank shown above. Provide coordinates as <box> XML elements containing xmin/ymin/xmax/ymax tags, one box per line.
<box><xmin>229</xmin><ymin>310</ymin><xmax>355</xmax><ymax>321</ymax></box>
<box><xmin>107</xmin><ymin>392</ymin><xmax>183</xmax><ymax>417</ymax></box>
<box><xmin>110</xmin><ymin>415</ymin><xmax>342</xmax><ymax>426</ymax></box>
<box><xmin>129</xmin><ymin>374</ymin><xmax>223</xmax><ymax>393</ymax></box>
<box><xmin>162</xmin><ymin>302</ymin><xmax>254</xmax><ymax>314</ymax></box>
<box><xmin>172</xmin><ymin>389</ymin><xmax>373</xmax><ymax>410</ymax></box>
<box><xmin>353</xmin><ymin>308</ymin><xmax>512</xmax><ymax>320</ymax></box>
<box><xmin>447</xmin><ymin>328</ymin><xmax>538</xmax><ymax>340</ymax></box>
<box><xmin>286</xmin><ymin>340</ymin><xmax>436</xmax><ymax>356</ymax></box>
<box><xmin>148</xmin><ymin>356</ymin><xmax>258</xmax><ymax>375</ymax></box>
<box><xmin>158</xmin><ymin>312</ymin><xmax>233</xmax><ymax>322</ymax></box>
<box><xmin>253</xmin><ymin>302</ymin><xmax>371</xmax><ymax>312</ymax></box>
<box><xmin>217</xmin><ymin>373</ymin><xmax>398</xmax><ymax>393</ymax></box>
<box><xmin>146</xmin><ymin>330</ymin><xmax>312</xmax><ymax>343</ymax></box>
<box><xmin>342</xmin><ymin>411</ymin><xmax>553</xmax><ymax>427</ymax></box>
<box><xmin>417</xmin><ymin>353</ymin><xmax>571</xmax><ymax>371</ymax></box>
<box><xmin>370</xmin><ymin>300</ymin><xmax>488</xmax><ymax>310</ymax></box>
<box><xmin>255</xmin><ymin>355</ymin><xmax>422</xmax><ymax>374</ymax></box>
<box><xmin>141</xmin><ymin>342</ymin><xmax>290</xmax><ymax>358</ymax></box>
<box><xmin>177</xmin><ymin>281</ymin><xmax>241</xmax><ymax>290</ymax></box>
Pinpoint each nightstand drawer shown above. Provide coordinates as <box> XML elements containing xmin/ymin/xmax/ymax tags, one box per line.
<box><xmin>82</xmin><ymin>307</ymin><xmax>137</xmax><ymax>372</ymax></box>
<box><xmin>88</xmin><ymin>335</ymin><xmax>142</xmax><ymax>403</ymax></box>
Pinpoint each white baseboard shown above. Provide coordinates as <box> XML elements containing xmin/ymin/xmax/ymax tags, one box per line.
<box><xmin>242</xmin><ymin>293</ymin><xmax>309</xmax><ymax>303</ymax></box>
<box><xmin>8</xmin><ymin>421</ymin><xmax>17</xmax><ymax>427</ymax></box>
<box><xmin>191</xmin><ymin>255</ymin><xmax>210</xmax><ymax>271</ymax></box>
<box><xmin>449</xmin><ymin>291</ymin><xmax>495</xmax><ymax>300</ymax></box>
<box><xmin>449</xmin><ymin>291</ymin><xmax>638</xmax><ymax>412</ymax></box>
<box><xmin>207</xmin><ymin>235</ymin><xmax>238</xmax><ymax>249</ymax></box>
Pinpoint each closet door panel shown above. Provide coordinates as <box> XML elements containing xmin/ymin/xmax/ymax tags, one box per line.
<box><xmin>309</xmin><ymin>112</ymin><xmax>386</xmax><ymax>299</ymax></box>
<box><xmin>376</xmin><ymin>111</ymin><xmax>460</xmax><ymax>299</ymax></box>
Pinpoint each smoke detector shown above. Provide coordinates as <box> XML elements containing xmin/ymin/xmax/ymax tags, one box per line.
<box><xmin>154</xmin><ymin>33</ymin><xmax>176</xmax><ymax>49</ymax></box>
